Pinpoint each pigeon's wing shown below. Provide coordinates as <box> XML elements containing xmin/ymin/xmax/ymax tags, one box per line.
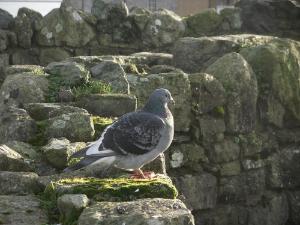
<box><xmin>101</xmin><ymin>112</ymin><xmax>166</xmax><ymax>155</ymax></box>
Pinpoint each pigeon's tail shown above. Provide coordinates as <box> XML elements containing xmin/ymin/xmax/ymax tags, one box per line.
<box><xmin>69</xmin><ymin>146</ymin><xmax>89</xmax><ymax>159</ymax></box>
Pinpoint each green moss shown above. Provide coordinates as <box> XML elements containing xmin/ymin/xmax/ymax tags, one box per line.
<box><xmin>46</xmin><ymin>74</ymin><xmax>66</xmax><ymax>103</ymax></box>
<box><xmin>72</xmin><ymin>80</ymin><xmax>112</xmax><ymax>99</ymax></box>
<box><xmin>46</xmin><ymin>177</ymin><xmax>178</xmax><ymax>201</ymax></box>
<box><xmin>41</xmin><ymin>176</ymin><xmax>177</xmax><ymax>225</ymax></box>
<box><xmin>38</xmin><ymin>183</ymin><xmax>60</xmax><ymax>224</ymax></box>
<box><xmin>28</xmin><ymin>120</ymin><xmax>48</xmax><ymax>146</ymax></box>
<box><xmin>67</xmin><ymin>157</ymin><xmax>83</xmax><ymax>167</ymax></box>
<box><xmin>92</xmin><ymin>116</ymin><xmax>114</xmax><ymax>140</ymax></box>
<box><xmin>212</xmin><ymin>106</ymin><xmax>225</xmax><ymax>118</ymax></box>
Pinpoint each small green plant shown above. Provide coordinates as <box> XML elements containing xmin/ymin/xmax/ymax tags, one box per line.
<box><xmin>92</xmin><ymin>116</ymin><xmax>114</xmax><ymax>140</ymax></box>
<box><xmin>72</xmin><ymin>80</ymin><xmax>112</xmax><ymax>99</ymax></box>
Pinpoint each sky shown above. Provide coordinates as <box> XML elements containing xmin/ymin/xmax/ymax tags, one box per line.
<box><xmin>0</xmin><ymin>1</ymin><xmax>62</xmax><ymax>16</ymax></box>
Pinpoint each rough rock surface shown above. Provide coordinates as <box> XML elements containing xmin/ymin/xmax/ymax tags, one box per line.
<box><xmin>173</xmin><ymin>173</ymin><xmax>217</xmax><ymax>210</ymax></box>
<box><xmin>36</xmin><ymin>7</ymin><xmax>95</xmax><ymax>47</ymax></box>
<box><xmin>0</xmin><ymin>107</ymin><xmax>37</xmax><ymax>144</ymax></box>
<box><xmin>42</xmin><ymin>138</ymin><xmax>86</xmax><ymax>169</ymax></box>
<box><xmin>0</xmin><ymin>72</ymin><xmax>49</xmax><ymax>108</ymax></box>
<box><xmin>14</xmin><ymin>7</ymin><xmax>42</xmax><ymax>48</ymax></box>
<box><xmin>206</xmin><ymin>52</ymin><xmax>258</xmax><ymax>133</ymax></box>
<box><xmin>78</xmin><ymin>198</ymin><xmax>195</xmax><ymax>225</ymax></box>
<box><xmin>0</xmin><ymin>171</ymin><xmax>41</xmax><ymax>194</ymax></box>
<box><xmin>90</xmin><ymin>60</ymin><xmax>129</xmax><ymax>93</ymax></box>
<box><xmin>45</xmin><ymin>61</ymin><xmax>90</xmax><ymax>86</ymax></box>
<box><xmin>0</xmin><ymin>195</ymin><xmax>48</xmax><ymax>225</ymax></box>
<box><xmin>0</xmin><ymin>9</ymin><xmax>14</xmax><ymax>29</ymax></box>
<box><xmin>57</xmin><ymin>194</ymin><xmax>89</xmax><ymax>224</ymax></box>
<box><xmin>0</xmin><ymin>145</ymin><xmax>32</xmax><ymax>172</ymax></box>
<box><xmin>44</xmin><ymin>112</ymin><xmax>95</xmax><ymax>142</ymax></box>
<box><xmin>76</xmin><ymin>94</ymin><xmax>136</xmax><ymax>117</ymax></box>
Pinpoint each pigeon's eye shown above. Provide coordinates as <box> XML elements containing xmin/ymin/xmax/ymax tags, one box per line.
<box><xmin>165</xmin><ymin>94</ymin><xmax>169</xmax><ymax>98</ymax></box>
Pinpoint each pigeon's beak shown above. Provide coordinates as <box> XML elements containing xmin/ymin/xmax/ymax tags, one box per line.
<box><xmin>170</xmin><ymin>97</ymin><xmax>175</xmax><ymax>105</ymax></box>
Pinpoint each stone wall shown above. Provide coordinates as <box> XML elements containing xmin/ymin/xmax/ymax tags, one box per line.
<box><xmin>0</xmin><ymin>1</ymin><xmax>300</xmax><ymax>225</ymax></box>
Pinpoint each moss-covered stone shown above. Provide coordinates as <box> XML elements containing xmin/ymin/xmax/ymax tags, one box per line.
<box><xmin>184</xmin><ymin>9</ymin><xmax>222</xmax><ymax>37</ymax></box>
<box><xmin>45</xmin><ymin>176</ymin><xmax>178</xmax><ymax>201</ymax></box>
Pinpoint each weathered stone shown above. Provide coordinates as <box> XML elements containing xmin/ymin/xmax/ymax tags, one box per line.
<box><xmin>14</xmin><ymin>7</ymin><xmax>42</xmax><ymax>48</ymax></box>
<box><xmin>0</xmin><ymin>72</ymin><xmax>48</xmax><ymax>108</ymax></box>
<box><xmin>39</xmin><ymin>47</ymin><xmax>71</xmax><ymax>66</ymax></box>
<box><xmin>219</xmin><ymin>8</ymin><xmax>242</xmax><ymax>31</ymax></box>
<box><xmin>246</xmin><ymin>192</ymin><xmax>289</xmax><ymax>225</ymax></box>
<box><xmin>219</xmin><ymin>169</ymin><xmax>266</xmax><ymax>205</ymax></box>
<box><xmin>0</xmin><ymin>30</ymin><xmax>11</xmax><ymax>52</ymax></box>
<box><xmin>194</xmin><ymin>205</ymin><xmax>244</xmax><ymax>225</ymax></box>
<box><xmin>266</xmin><ymin>146</ymin><xmax>300</xmax><ymax>189</ymax></box>
<box><xmin>76</xmin><ymin>94</ymin><xmax>136</xmax><ymax>117</ymax></box>
<box><xmin>0</xmin><ymin>107</ymin><xmax>37</xmax><ymax>144</ymax></box>
<box><xmin>0</xmin><ymin>53</ymin><xmax>9</xmax><ymax>83</ymax></box>
<box><xmin>239</xmin><ymin>131</ymin><xmax>263</xmax><ymax>157</ymax></box>
<box><xmin>42</xmin><ymin>138</ymin><xmax>85</xmax><ymax>170</ymax></box>
<box><xmin>209</xmin><ymin>138</ymin><xmax>240</xmax><ymax>163</ymax></box>
<box><xmin>36</xmin><ymin>7</ymin><xmax>95</xmax><ymax>47</ymax></box>
<box><xmin>11</xmin><ymin>48</ymin><xmax>40</xmax><ymax>65</ymax></box>
<box><xmin>45</xmin><ymin>112</ymin><xmax>95</xmax><ymax>142</ymax></box>
<box><xmin>45</xmin><ymin>61</ymin><xmax>90</xmax><ymax>86</ymax></box>
<box><xmin>25</xmin><ymin>102</ymin><xmax>87</xmax><ymax>121</ymax></box>
<box><xmin>237</xmin><ymin>0</ymin><xmax>300</xmax><ymax>40</ymax></box>
<box><xmin>0</xmin><ymin>9</ymin><xmax>13</xmax><ymax>29</ymax></box>
<box><xmin>287</xmin><ymin>191</ymin><xmax>300</xmax><ymax>225</ymax></box>
<box><xmin>0</xmin><ymin>171</ymin><xmax>41</xmax><ymax>194</ymax></box>
<box><xmin>206</xmin><ymin>52</ymin><xmax>258</xmax><ymax>134</ymax></box>
<box><xmin>5</xmin><ymin>141</ymin><xmax>38</xmax><ymax>160</ymax></box>
<box><xmin>57</xmin><ymin>194</ymin><xmax>89</xmax><ymax>224</ymax></box>
<box><xmin>184</xmin><ymin>9</ymin><xmax>222</xmax><ymax>37</ymax></box>
<box><xmin>149</xmin><ymin>64</ymin><xmax>181</xmax><ymax>74</ymax></box>
<box><xmin>0</xmin><ymin>195</ymin><xmax>48</xmax><ymax>225</ymax></box>
<box><xmin>92</xmin><ymin>0</ymin><xmax>128</xmax><ymax>21</ymax></box>
<box><xmin>242</xmin><ymin>159</ymin><xmax>265</xmax><ymax>170</ymax></box>
<box><xmin>78</xmin><ymin>198</ymin><xmax>194</xmax><ymax>225</ymax></box>
<box><xmin>0</xmin><ymin>145</ymin><xmax>32</xmax><ymax>172</ymax></box>
<box><xmin>140</xmin><ymin>9</ymin><xmax>185</xmax><ymax>48</ymax></box>
<box><xmin>130</xmin><ymin>71</ymin><xmax>191</xmax><ymax>132</ymax></box>
<box><xmin>240</xmin><ymin>38</ymin><xmax>300</xmax><ymax>124</ymax></box>
<box><xmin>173</xmin><ymin>34</ymin><xmax>274</xmax><ymax>73</ymax></box>
<box><xmin>168</xmin><ymin>143</ymin><xmax>208</xmax><ymax>172</ymax></box>
<box><xmin>131</xmin><ymin>52</ymin><xmax>173</xmax><ymax>66</ymax></box>
<box><xmin>198</xmin><ymin>115</ymin><xmax>226</xmax><ymax>144</ymax></box>
<box><xmin>90</xmin><ymin>61</ymin><xmax>129</xmax><ymax>94</ymax></box>
<box><xmin>173</xmin><ymin>36</ymin><xmax>237</xmax><ymax>73</ymax></box>
<box><xmin>195</xmin><ymin>197</ymin><xmax>287</xmax><ymax>225</ymax></box>
<box><xmin>219</xmin><ymin>161</ymin><xmax>241</xmax><ymax>176</ymax></box>
<box><xmin>189</xmin><ymin>73</ymin><xmax>226</xmax><ymax>114</ymax></box>
<box><xmin>5</xmin><ymin>65</ymin><xmax>44</xmax><ymax>76</ymax></box>
<box><xmin>173</xmin><ymin>173</ymin><xmax>217</xmax><ymax>210</ymax></box>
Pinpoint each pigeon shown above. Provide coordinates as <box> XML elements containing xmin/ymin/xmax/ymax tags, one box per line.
<box><xmin>64</xmin><ymin>88</ymin><xmax>175</xmax><ymax>178</ymax></box>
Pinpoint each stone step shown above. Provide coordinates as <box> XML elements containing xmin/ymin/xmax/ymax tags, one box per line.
<box><xmin>0</xmin><ymin>195</ymin><xmax>48</xmax><ymax>225</ymax></box>
<box><xmin>0</xmin><ymin>171</ymin><xmax>42</xmax><ymax>195</ymax></box>
<box><xmin>78</xmin><ymin>198</ymin><xmax>195</xmax><ymax>225</ymax></box>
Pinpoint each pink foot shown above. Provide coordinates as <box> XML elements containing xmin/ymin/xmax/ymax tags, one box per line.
<box><xmin>130</xmin><ymin>169</ymin><xmax>156</xmax><ymax>179</ymax></box>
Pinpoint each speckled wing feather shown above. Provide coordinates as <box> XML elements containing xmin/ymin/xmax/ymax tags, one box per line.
<box><xmin>99</xmin><ymin>112</ymin><xmax>166</xmax><ymax>155</ymax></box>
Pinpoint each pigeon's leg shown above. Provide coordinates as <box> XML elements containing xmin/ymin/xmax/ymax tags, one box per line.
<box><xmin>130</xmin><ymin>169</ymin><xmax>156</xmax><ymax>179</ymax></box>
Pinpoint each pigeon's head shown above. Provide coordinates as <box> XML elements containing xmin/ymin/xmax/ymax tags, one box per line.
<box><xmin>150</xmin><ymin>88</ymin><xmax>175</xmax><ymax>106</ymax></box>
